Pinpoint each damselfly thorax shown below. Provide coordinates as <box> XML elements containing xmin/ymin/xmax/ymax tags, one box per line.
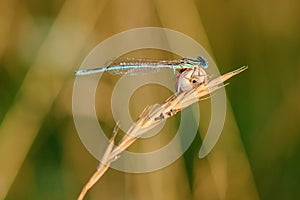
<box><xmin>75</xmin><ymin>56</ymin><xmax>208</xmax><ymax>93</ymax></box>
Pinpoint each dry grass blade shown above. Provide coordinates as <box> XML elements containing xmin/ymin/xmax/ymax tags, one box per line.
<box><xmin>77</xmin><ymin>124</ymin><xmax>119</xmax><ymax>200</ymax></box>
<box><xmin>77</xmin><ymin>66</ymin><xmax>247</xmax><ymax>200</ymax></box>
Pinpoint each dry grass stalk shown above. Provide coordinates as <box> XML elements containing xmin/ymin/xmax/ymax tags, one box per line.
<box><xmin>77</xmin><ymin>66</ymin><xmax>248</xmax><ymax>200</ymax></box>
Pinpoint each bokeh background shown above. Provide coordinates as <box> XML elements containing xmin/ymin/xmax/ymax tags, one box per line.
<box><xmin>0</xmin><ymin>0</ymin><xmax>299</xmax><ymax>199</ymax></box>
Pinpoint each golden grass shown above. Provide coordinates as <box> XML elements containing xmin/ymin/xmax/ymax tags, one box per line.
<box><xmin>77</xmin><ymin>66</ymin><xmax>247</xmax><ymax>200</ymax></box>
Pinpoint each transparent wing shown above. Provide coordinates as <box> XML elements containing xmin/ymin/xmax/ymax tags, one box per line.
<box><xmin>107</xmin><ymin>57</ymin><xmax>183</xmax><ymax>75</ymax></box>
<box><xmin>106</xmin><ymin>65</ymin><xmax>162</xmax><ymax>75</ymax></box>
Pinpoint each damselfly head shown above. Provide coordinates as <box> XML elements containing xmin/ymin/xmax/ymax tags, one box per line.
<box><xmin>197</xmin><ymin>56</ymin><xmax>208</xmax><ymax>69</ymax></box>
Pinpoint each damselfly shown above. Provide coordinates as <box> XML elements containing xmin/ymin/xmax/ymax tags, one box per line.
<box><xmin>75</xmin><ymin>56</ymin><xmax>209</xmax><ymax>93</ymax></box>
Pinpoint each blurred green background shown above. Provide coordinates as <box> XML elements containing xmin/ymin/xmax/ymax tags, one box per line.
<box><xmin>0</xmin><ymin>0</ymin><xmax>299</xmax><ymax>199</ymax></box>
